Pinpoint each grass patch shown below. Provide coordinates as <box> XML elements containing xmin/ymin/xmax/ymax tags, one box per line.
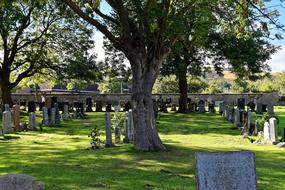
<box><xmin>0</xmin><ymin>108</ymin><xmax>284</xmax><ymax>189</ymax></box>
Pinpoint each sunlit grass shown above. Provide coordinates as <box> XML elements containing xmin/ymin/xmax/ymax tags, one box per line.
<box><xmin>0</xmin><ymin>108</ymin><xmax>284</xmax><ymax>189</ymax></box>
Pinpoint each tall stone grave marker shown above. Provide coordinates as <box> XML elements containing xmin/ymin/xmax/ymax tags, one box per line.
<box><xmin>198</xmin><ymin>100</ymin><xmax>205</xmax><ymax>113</ymax></box>
<box><xmin>105</xmin><ymin>112</ymin><xmax>113</xmax><ymax>147</ymax></box>
<box><xmin>29</xmin><ymin>112</ymin><xmax>36</xmax><ymax>130</ymax></box>
<box><xmin>50</xmin><ymin>108</ymin><xmax>56</xmax><ymax>125</ymax></box>
<box><xmin>263</xmin><ymin>122</ymin><xmax>270</xmax><ymax>142</ymax></box>
<box><xmin>234</xmin><ymin>109</ymin><xmax>240</xmax><ymax>128</ymax></box>
<box><xmin>256</xmin><ymin>103</ymin><xmax>262</xmax><ymax>114</ymax></box>
<box><xmin>42</xmin><ymin>107</ymin><xmax>49</xmax><ymax>125</ymax></box>
<box><xmin>2</xmin><ymin>111</ymin><xmax>13</xmax><ymax>134</ymax></box>
<box><xmin>128</xmin><ymin>110</ymin><xmax>134</xmax><ymax>142</ymax></box>
<box><xmin>63</xmin><ymin>104</ymin><xmax>69</xmax><ymax>121</ymax></box>
<box><xmin>269</xmin><ymin>117</ymin><xmax>278</xmax><ymax>143</ymax></box>
<box><xmin>12</xmin><ymin>104</ymin><xmax>20</xmax><ymax>131</ymax></box>
<box><xmin>54</xmin><ymin>103</ymin><xmax>60</xmax><ymax>124</ymax></box>
<box><xmin>196</xmin><ymin>151</ymin><xmax>257</xmax><ymax>190</ymax></box>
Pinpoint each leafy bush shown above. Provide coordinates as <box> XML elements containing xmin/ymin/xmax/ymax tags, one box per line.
<box><xmin>88</xmin><ymin>127</ymin><xmax>104</xmax><ymax>149</ymax></box>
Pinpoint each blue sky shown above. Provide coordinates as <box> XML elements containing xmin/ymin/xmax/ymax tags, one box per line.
<box><xmin>94</xmin><ymin>1</ymin><xmax>285</xmax><ymax>72</ymax></box>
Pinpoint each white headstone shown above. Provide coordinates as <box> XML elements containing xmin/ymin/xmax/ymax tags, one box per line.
<box><xmin>269</xmin><ymin>118</ymin><xmax>278</xmax><ymax>143</ymax></box>
<box><xmin>2</xmin><ymin>111</ymin><xmax>13</xmax><ymax>134</ymax></box>
<box><xmin>196</xmin><ymin>151</ymin><xmax>257</xmax><ymax>190</ymax></box>
<box><xmin>29</xmin><ymin>112</ymin><xmax>36</xmax><ymax>130</ymax></box>
<box><xmin>263</xmin><ymin>122</ymin><xmax>270</xmax><ymax>142</ymax></box>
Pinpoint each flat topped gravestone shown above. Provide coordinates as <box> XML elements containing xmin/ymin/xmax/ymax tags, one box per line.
<box><xmin>195</xmin><ymin>151</ymin><xmax>257</xmax><ymax>190</ymax></box>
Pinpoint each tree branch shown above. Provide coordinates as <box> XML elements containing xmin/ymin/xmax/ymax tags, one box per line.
<box><xmin>62</xmin><ymin>0</ymin><xmax>119</xmax><ymax>45</ymax></box>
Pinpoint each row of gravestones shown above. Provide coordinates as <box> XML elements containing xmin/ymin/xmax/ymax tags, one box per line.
<box><xmin>1</xmin><ymin>104</ymin><xmax>36</xmax><ymax>135</ymax></box>
<box><xmin>16</xmin><ymin>99</ymin><xmax>133</xmax><ymax>113</ymax></box>
<box><xmin>220</xmin><ymin>103</ymin><xmax>284</xmax><ymax>145</ymax></box>
<box><xmin>104</xmin><ymin>110</ymin><xmax>135</xmax><ymax>147</ymax></box>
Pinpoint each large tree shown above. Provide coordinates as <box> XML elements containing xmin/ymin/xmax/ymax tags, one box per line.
<box><xmin>62</xmin><ymin>0</ymin><xmax>283</xmax><ymax>151</ymax></box>
<box><xmin>0</xmin><ymin>0</ymin><xmax>94</xmax><ymax>105</ymax></box>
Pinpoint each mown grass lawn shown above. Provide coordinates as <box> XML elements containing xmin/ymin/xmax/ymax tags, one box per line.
<box><xmin>0</xmin><ymin>107</ymin><xmax>284</xmax><ymax>190</ymax></box>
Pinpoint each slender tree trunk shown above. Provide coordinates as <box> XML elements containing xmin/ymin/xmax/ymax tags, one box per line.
<box><xmin>177</xmin><ymin>71</ymin><xmax>189</xmax><ymax>113</ymax></box>
<box><xmin>0</xmin><ymin>79</ymin><xmax>13</xmax><ymax>106</ymax></box>
<box><xmin>130</xmin><ymin>56</ymin><xmax>166</xmax><ymax>151</ymax></box>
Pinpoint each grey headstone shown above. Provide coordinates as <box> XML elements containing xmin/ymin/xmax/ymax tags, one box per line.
<box><xmin>196</xmin><ymin>151</ymin><xmax>257</xmax><ymax>190</ymax></box>
<box><xmin>115</xmin><ymin>127</ymin><xmax>121</xmax><ymax>144</ymax></box>
<box><xmin>105</xmin><ymin>112</ymin><xmax>113</xmax><ymax>147</ymax></box>
<box><xmin>63</xmin><ymin>105</ymin><xmax>69</xmax><ymax>121</ymax></box>
<box><xmin>2</xmin><ymin>111</ymin><xmax>13</xmax><ymax>134</ymax></box>
<box><xmin>234</xmin><ymin>109</ymin><xmax>240</xmax><ymax>128</ymax></box>
<box><xmin>50</xmin><ymin>108</ymin><xmax>56</xmax><ymax>125</ymax></box>
<box><xmin>123</xmin><ymin>113</ymin><xmax>130</xmax><ymax>143</ymax></box>
<box><xmin>267</xmin><ymin>104</ymin><xmax>274</xmax><ymax>114</ymax></box>
<box><xmin>247</xmin><ymin>111</ymin><xmax>253</xmax><ymax>129</ymax></box>
<box><xmin>28</xmin><ymin>112</ymin><xmax>36</xmax><ymax>130</ymax></box>
<box><xmin>42</xmin><ymin>107</ymin><xmax>49</xmax><ymax>126</ymax></box>
<box><xmin>4</xmin><ymin>104</ymin><xmax>10</xmax><ymax>112</ymax></box>
<box><xmin>0</xmin><ymin>174</ymin><xmax>44</xmax><ymax>190</ymax></box>
<box><xmin>269</xmin><ymin>118</ymin><xmax>278</xmax><ymax>143</ymax></box>
<box><xmin>128</xmin><ymin>110</ymin><xmax>134</xmax><ymax>142</ymax></box>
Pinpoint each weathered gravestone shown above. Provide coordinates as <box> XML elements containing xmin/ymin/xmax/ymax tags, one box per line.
<box><xmin>123</xmin><ymin>113</ymin><xmax>130</xmax><ymax>143</ymax></box>
<box><xmin>269</xmin><ymin>117</ymin><xmax>278</xmax><ymax>144</ymax></box>
<box><xmin>28</xmin><ymin>112</ymin><xmax>36</xmax><ymax>130</ymax></box>
<box><xmin>171</xmin><ymin>104</ymin><xmax>177</xmax><ymax>111</ymax></box>
<box><xmin>0</xmin><ymin>174</ymin><xmax>44</xmax><ymax>190</ymax></box>
<box><xmin>106</xmin><ymin>103</ymin><xmax>112</xmax><ymax>112</ymax></box>
<box><xmin>234</xmin><ymin>109</ymin><xmax>241</xmax><ymax>128</ymax></box>
<box><xmin>2</xmin><ymin>111</ymin><xmax>13</xmax><ymax>134</ymax></box>
<box><xmin>198</xmin><ymin>100</ymin><xmax>205</xmax><ymax>113</ymax></box>
<box><xmin>105</xmin><ymin>112</ymin><xmax>113</xmax><ymax>147</ymax></box>
<box><xmin>50</xmin><ymin>108</ymin><xmax>56</xmax><ymax>125</ymax></box>
<box><xmin>54</xmin><ymin>103</ymin><xmax>60</xmax><ymax>124</ymax></box>
<box><xmin>63</xmin><ymin>104</ymin><xmax>69</xmax><ymax>121</ymax></box>
<box><xmin>127</xmin><ymin>110</ymin><xmax>134</xmax><ymax>142</ymax></box>
<box><xmin>42</xmin><ymin>107</ymin><xmax>49</xmax><ymax>126</ymax></box>
<box><xmin>12</xmin><ymin>105</ymin><xmax>20</xmax><ymax>131</ymax></box>
<box><xmin>115</xmin><ymin>127</ymin><xmax>121</xmax><ymax>144</ymax></box>
<box><xmin>267</xmin><ymin>104</ymin><xmax>274</xmax><ymax>114</ymax></box>
<box><xmin>4</xmin><ymin>104</ymin><xmax>10</xmax><ymax>112</ymax></box>
<box><xmin>219</xmin><ymin>102</ymin><xmax>224</xmax><ymax>114</ymax></box>
<box><xmin>263</xmin><ymin>122</ymin><xmax>270</xmax><ymax>142</ymax></box>
<box><xmin>196</xmin><ymin>151</ymin><xmax>257</xmax><ymax>190</ymax></box>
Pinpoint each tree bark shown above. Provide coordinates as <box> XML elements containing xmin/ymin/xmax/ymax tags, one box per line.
<box><xmin>130</xmin><ymin>57</ymin><xmax>166</xmax><ymax>151</ymax></box>
<box><xmin>177</xmin><ymin>70</ymin><xmax>189</xmax><ymax>113</ymax></box>
<box><xmin>0</xmin><ymin>80</ymin><xmax>13</xmax><ymax>106</ymax></box>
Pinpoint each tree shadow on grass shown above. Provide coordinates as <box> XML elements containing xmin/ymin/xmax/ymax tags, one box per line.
<box><xmin>0</xmin><ymin>139</ymin><xmax>284</xmax><ymax>190</ymax></box>
<box><xmin>157</xmin><ymin>112</ymin><xmax>240</xmax><ymax>136</ymax></box>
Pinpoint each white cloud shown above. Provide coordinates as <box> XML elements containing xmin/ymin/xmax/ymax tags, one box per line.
<box><xmin>268</xmin><ymin>46</ymin><xmax>285</xmax><ymax>72</ymax></box>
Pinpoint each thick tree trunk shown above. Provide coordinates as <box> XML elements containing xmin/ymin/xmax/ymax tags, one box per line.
<box><xmin>130</xmin><ymin>57</ymin><xmax>166</xmax><ymax>151</ymax></box>
<box><xmin>177</xmin><ymin>71</ymin><xmax>189</xmax><ymax>113</ymax></box>
<box><xmin>0</xmin><ymin>80</ymin><xmax>13</xmax><ymax>106</ymax></box>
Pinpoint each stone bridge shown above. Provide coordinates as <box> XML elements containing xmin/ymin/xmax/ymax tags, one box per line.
<box><xmin>9</xmin><ymin>91</ymin><xmax>279</xmax><ymax>105</ymax></box>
